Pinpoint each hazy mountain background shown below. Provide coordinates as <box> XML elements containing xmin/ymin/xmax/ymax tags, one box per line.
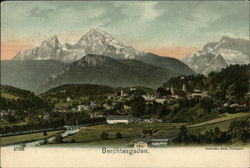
<box><xmin>1</xmin><ymin>60</ymin><xmax>67</xmax><ymax>91</ymax></box>
<box><xmin>182</xmin><ymin>36</ymin><xmax>250</xmax><ymax>75</ymax></box>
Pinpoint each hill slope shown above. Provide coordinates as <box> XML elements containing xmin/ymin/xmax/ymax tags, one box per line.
<box><xmin>0</xmin><ymin>85</ymin><xmax>51</xmax><ymax>112</ymax></box>
<box><xmin>37</xmin><ymin>54</ymin><xmax>178</xmax><ymax>93</ymax></box>
<box><xmin>1</xmin><ymin>60</ymin><xmax>67</xmax><ymax>91</ymax></box>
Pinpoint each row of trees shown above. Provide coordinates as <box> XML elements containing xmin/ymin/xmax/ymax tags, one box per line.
<box><xmin>173</xmin><ymin>118</ymin><xmax>249</xmax><ymax>144</ymax></box>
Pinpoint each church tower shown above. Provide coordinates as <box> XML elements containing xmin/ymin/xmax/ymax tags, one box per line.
<box><xmin>182</xmin><ymin>84</ymin><xmax>187</xmax><ymax>92</ymax></box>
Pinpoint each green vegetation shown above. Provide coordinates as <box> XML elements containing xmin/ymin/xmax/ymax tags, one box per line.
<box><xmin>0</xmin><ymin>130</ymin><xmax>63</xmax><ymax>146</ymax></box>
<box><xmin>0</xmin><ymin>85</ymin><xmax>53</xmax><ymax>124</ymax></box>
<box><xmin>63</xmin><ymin>123</ymin><xmax>184</xmax><ymax>145</ymax></box>
<box><xmin>173</xmin><ymin>118</ymin><xmax>250</xmax><ymax>144</ymax></box>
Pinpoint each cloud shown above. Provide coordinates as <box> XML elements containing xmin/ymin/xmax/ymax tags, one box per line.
<box><xmin>141</xmin><ymin>2</ymin><xmax>163</xmax><ymax>21</ymax></box>
<box><xmin>27</xmin><ymin>7</ymin><xmax>55</xmax><ymax>19</ymax></box>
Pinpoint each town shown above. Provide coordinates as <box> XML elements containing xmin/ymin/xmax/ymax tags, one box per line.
<box><xmin>1</xmin><ymin>64</ymin><xmax>249</xmax><ymax>147</ymax></box>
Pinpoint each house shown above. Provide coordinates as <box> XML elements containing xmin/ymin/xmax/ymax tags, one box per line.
<box><xmin>155</xmin><ymin>98</ymin><xmax>167</xmax><ymax>104</ymax></box>
<box><xmin>133</xmin><ymin>140</ymin><xmax>148</xmax><ymax>148</ymax></box>
<box><xmin>150</xmin><ymin>139</ymin><xmax>170</xmax><ymax>146</ymax></box>
<box><xmin>106</xmin><ymin>115</ymin><xmax>141</xmax><ymax>124</ymax></box>
<box><xmin>191</xmin><ymin>89</ymin><xmax>208</xmax><ymax>99</ymax></box>
<box><xmin>133</xmin><ymin>139</ymin><xmax>151</xmax><ymax>148</ymax></box>
<box><xmin>170</xmin><ymin>87</ymin><xmax>188</xmax><ymax>99</ymax></box>
<box><xmin>142</xmin><ymin>94</ymin><xmax>155</xmax><ymax>101</ymax></box>
<box><xmin>133</xmin><ymin>138</ymin><xmax>170</xmax><ymax>147</ymax></box>
<box><xmin>144</xmin><ymin>119</ymin><xmax>152</xmax><ymax>123</ymax></box>
<box><xmin>103</xmin><ymin>103</ymin><xmax>111</xmax><ymax>110</ymax></box>
<box><xmin>230</xmin><ymin>102</ymin><xmax>247</xmax><ymax>108</ymax></box>
<box><xmin>43</xmin><ymin>113</ymin><xmax>50</xmax><ymax>120</ymax></box>
<box><xmin>66</xmin><ymin>97</ymin><xmax>71</xmax><ymax>102</ymax></box>
<box><xmin>78</xmin><ymin>105</ymin><xmax>90</xmax><ymax>111</ymax></box>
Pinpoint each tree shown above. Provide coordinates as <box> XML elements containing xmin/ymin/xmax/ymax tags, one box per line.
<box><xmin>176</xmin><ymin>125</ymin><xmax>189</xmax><ymax>143</ymax></box>
<box><xmin>101</xmin><ymin>131</ymin><xmax>109</xmax><ymax>140</ymax></box>
<box><xmin>54</xmin><ymin>134</ymin><xmax>63</xmax><ymax>143</ymax></box>
<box><xmin>43</xmin><ymin>131</ymin><xmax>48</xmax><ymax>136</ymax></box>
<box><xmin>115</xmin><ymin>132</ymin><xmax>122</xmax><ymax>138</ymax></box>
<box><xmin>227</xmin><ymin>119</ymin><xmax>250</xmax><ymax>144</ymax></box>
<box><xmin>131</xmin><ymin>96</ymin><xmax>145</xmax><ymax>117</ymax></box>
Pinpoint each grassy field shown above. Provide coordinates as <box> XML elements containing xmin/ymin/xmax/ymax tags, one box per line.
<box><xmin>55</xmin><ymin>112</ymin><xmax>249</xmax><ymax>147</ymax></box>
<box><xmin>188</xmin><ymin>112</ymin><xmax>250</xmax><ymax>127</ymax></box>
<box><xmin>62</xmin><ymin>123</ymin><xmax>184</xmax><ymax>147</ymax></box>
<box><xmin>0</xmin><ymin>130</ymin><xmax>63</xmax><ymax>146</ymax></box>
<box><xmin>154</xmin><ymin>112</ymin><xmax>250</xmax><ymax>138</ymax></box>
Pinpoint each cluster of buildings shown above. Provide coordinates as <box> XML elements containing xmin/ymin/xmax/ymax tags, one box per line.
<box><xmin>215</xmin><ymin>101</ymin><xmax>249</xmax><ymax>112</ymax></box>
<box><xmin>142</xmin><ymin>84</ymin><xmax>208</xmax><ymax>104</ymax></box>
<box><xmin>133</xmin><ymin>138</ymin><xmax>170</xmax><ymax>147</ymax></box>
<box><xmin>0</xmin><ymin>109</ymin><xmax>15</xmax><ymax>118</ymax></box>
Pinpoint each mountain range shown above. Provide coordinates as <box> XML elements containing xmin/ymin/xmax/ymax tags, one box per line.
<box><xmin>182</xmin><ymin>36</ymin><xmax>250</xmax><ymax>75</ymax></box>
<box><xmin>3</xmin><ymin>28</ymin><xmax>194</xmax><ymax>92</ymax></box>
<box><xmin>3</xmin><ymin>28</ymin><xmax>248</xmax><ymax>92</ymax></box>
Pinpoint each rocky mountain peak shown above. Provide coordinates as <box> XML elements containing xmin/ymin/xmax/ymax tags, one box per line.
<box><xmin>75</xmin><ymin>54</ymin><xmax>111</xmax><ymax>67</ymax></box>
<box><xmin>41</xmin><ymin>35</ymin><xmax>62</xmax><ymax>49</ymax></box>
<box><xmin>182</xmin><ymin>36</ymin><xmax>250</xmax><ymax>75</ymax></box>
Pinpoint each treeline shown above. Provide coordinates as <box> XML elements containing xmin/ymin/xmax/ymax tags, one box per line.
<box><xmin>164</xmin><ymin>74</ymin><xmax>207</xmax><ymax>91</ymax></box>
<box><xmin>0</xmin><ymin>112</ymin><xmax>106</xmax><ymax>134</ymax></box>
<box><xmin>1</xmin><ymin>96</ymin><xmax>52</xmax><ymax>111</ymax></box>
<box><xmin>1</xmin><ymin>85</ymin><xmax>53</xmax><ymax>123</ymax></box>
<box><xmin>173</xmin><ymin>118</ymin><xmax>250</xmax><ymax>144</ymax></box>
<box><xmin>126</xmin><ymin>96</ymin><xmax>218</xmax><ymax>123</ymax></box>
<box><xmin>41</xmin><ymin>84</ymin><xmax>115</xmax><ymax>100</ymax></box>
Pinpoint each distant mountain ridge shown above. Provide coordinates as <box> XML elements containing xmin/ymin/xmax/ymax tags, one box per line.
<box><xmin>182</xmin><ymin>36</ymin><xmax>250</xmax><ymax>75</ymax></box>
<box><xmin>36</xmin><ymin>54</ymin><xmax>178</xmax><ymax>93</ymax></box>
<box><xmin>1</xmin><ymin>60</ymin><xmax>67</xmax><ymax>91</ymax></box>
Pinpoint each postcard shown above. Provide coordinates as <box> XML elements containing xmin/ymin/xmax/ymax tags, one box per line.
<box><xmin>1</xmin><ymin>1</ymin><xmax>249</xmax><ymax>167</ymax></box>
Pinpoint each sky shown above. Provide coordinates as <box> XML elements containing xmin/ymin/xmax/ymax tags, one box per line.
<box><xmin>1</xmin><ymin>1</ymin><xmax>249</xmax><ymax>60</ymax></box>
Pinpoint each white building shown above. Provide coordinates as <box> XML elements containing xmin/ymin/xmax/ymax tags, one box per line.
<box><xmin>106</xmin><ymin>115</ymin><xmax>141</xmax><ymax>124</ymax></box>
<box><xmin>77</xmin><ymin>105</ymin><xmax>89</xmax><ymax>111</ymax></box>
<box><xmin>142</xmin><ymin>94</ymin><xmax>155</xmax><ymax>101</ymax></box>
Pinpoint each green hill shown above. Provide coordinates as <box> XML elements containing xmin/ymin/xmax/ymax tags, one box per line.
<box><xmin>0</xmin><ymin>84</ymin><xmax>52</xmax><ymax>117</ymax></box>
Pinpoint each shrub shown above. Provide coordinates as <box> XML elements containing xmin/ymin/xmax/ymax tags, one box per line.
<box><xmin>101</xmin><ymin>131</ymin><xmax>109</xmax><ymax>140</ymax></box>
<box><xmin>115</xmin><ymin>132</ymin><xmax>122</xmax><ymax>138</ymax></box>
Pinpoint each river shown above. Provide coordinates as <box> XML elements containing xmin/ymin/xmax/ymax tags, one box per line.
<box><xmin>10</xmin><ymin>129</ymin><xmax>80</xmax><ymax>147</ymax></box>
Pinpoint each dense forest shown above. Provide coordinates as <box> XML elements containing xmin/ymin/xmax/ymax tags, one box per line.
<box><xmin>0</xmin><ymin>85</ymin><xmax>53</xmax><ymax>122</ymax></box>
<box><xmin>164</xmin><ymin>64</ymin><xmax>250</xmax><ymax>103</ymax></box>
<box><xmin>129</xmin><ymin>64</ymin><xmax>250</xmax><ymax>122</ymax></box>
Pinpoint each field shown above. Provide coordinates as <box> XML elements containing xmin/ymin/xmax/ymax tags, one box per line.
<box><xmin>0</xmin><ymin>130</ymin><xmax>63</xmax><ymax>146</ymax></box>
<box><xmin>56</xmin><ymin>112</ymin><xmax>249</xmax><ymax>147</ymax></box>
<box><xmin>61</xmin><ymin>122</ymin><xmax>184</xmax><ymax>147</ymax></box>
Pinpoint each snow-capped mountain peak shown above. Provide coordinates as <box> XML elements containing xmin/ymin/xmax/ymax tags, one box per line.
<box><xmin>182</xmin><ymin>36</ymin><xmax>250</xmax><ymax>75</ymax></box>
<box><xmin>13</xmin><ymin>27</ymin><xmax>143</xmax><ymax>61</ymax></box>
<box><xmin>41</xmin><ymin>35</ymin><xmax>62</xmax><ymax>49</ymax></box>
